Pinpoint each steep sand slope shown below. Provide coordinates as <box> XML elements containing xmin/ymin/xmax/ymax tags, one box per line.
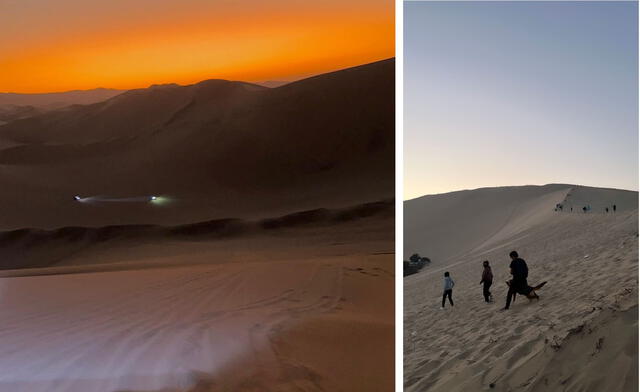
<box><xmin>404</xmin><ymin>185</ymin><xmax>638</xmax><ymax>392</ymax></box>
<box><xmin>404</xmin><ymin>184</ymin><xmax>637</xmax><ymax>261</ymax></box>
<box><xmin>0</xmin><ymin>59</ymin><xmax>394</xmax><ymax>230</ymax></box>
<box><xmin>0</xmin><ymin>212</ymin><xmax>394</xmax><ymax>392</ymax></box>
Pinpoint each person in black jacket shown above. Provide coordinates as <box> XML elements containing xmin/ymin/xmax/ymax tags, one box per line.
<box><xmin>503</xmin><ymin>250</ymin><xmax>547</xmax><ymax>310</ymax></box>
<box><xmin>504</xmin><ymin>250</ymin><xmax>530</xmax><ymax>310</ymax></box>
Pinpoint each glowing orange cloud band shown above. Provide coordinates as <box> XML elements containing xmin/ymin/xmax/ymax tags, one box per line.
<box><xmin>0</xmin><ymin>1</ymin><xmax>394</xmax><ymax>93</ymax></box>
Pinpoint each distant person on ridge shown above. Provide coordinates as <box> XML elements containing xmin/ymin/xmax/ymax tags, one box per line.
<box><xmin>613</xmin><ymin>204</ymin><xmax>617</xmax><ymax>212</ymax></box>
<box><xmin>606</xmin><ymin>207</ymin><xmax>609</xmax><ymax>213</ymax></box>
<box><xmin>442</xmin><ymin>271</ymin><xmax>455</xmax><ymax>309</ymax></box>
<box><xmin>480</xmin><ymin>260</ymin><xmax>493</xmax><ymax>303</ymax></box>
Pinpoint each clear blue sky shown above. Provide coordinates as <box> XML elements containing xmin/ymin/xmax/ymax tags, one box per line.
<box><xmin>405</xmin><ymin>1</ymin><xmax>638</xmax><ymax>198</ymax></box>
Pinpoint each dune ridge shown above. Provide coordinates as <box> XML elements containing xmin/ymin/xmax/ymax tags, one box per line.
<box><xmin>404</xmin><ymin>184</ymin><xmax>637</xmax><ymax>261</ymax></box>
<box><xmin>0</xmin><ymin>199</ymin><xmax>392</xmax><ymax>272</ymax></box>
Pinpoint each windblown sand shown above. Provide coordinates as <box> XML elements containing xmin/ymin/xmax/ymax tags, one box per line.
<box><xmin>0</xmin><ymin>214</ymin><xmax>393</xmax><ymax>392</ymax></box>
<box><xmin>404</xmin><ymin>184</ymin><xmax>638</xmax><ymax>392</ymax></box>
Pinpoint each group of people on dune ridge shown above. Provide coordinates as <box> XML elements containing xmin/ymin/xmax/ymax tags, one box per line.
<box><xmin>441</xmin><ymin>251</ymin><xmax>547</xmax><ymax>310</ymax></box>
<box><xmin>555</xmin><ymin>202</ymin><xmax>617</xmax><ymax>213</ymax></box>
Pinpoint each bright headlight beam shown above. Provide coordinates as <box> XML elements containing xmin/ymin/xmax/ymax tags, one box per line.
<box><xmin>72</xmin><ymin>195</ymin><xmax>169</xmax><ymax>204</ymax></box>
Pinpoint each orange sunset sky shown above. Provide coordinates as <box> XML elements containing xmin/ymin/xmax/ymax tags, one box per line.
<box><xmin>1</xmin><ymin>0</ymin><xmax>394</xmax><ymax>93</ymax></box>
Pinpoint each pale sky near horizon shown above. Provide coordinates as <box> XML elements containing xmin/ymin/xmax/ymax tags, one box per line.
<box><xmin>404</xmin><ymin>1</ymin><xmax>638</xmax><ymax>199</ymax></box>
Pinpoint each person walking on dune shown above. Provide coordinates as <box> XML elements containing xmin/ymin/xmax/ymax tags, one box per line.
<box><xmin>442</xmin><ymin>271</ymin><xmax>455</xmax><ymax>309</ymax></box>
<box><xmin>613</xmin><ymin>204</ymin><xmax>617</xmax><ymax>213</ymax></box>
<box><xmin>504</xmin><ymin>251</ymin><xmax>528</xmax><ymax>310</ymax></box>
<box><xmin>480</xmin><ymin>260</ymin><xmax>493</xmax><ymax>303</ymax></box>
<box><xmin>503</xmin><ymin>251</ymin><xmax>547</xmax><ymax>310</ymax></box>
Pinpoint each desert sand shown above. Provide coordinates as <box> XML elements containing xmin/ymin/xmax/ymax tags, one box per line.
<box><xmin>0</xmin><ymin>60</ymin><xmax>395</xmax><ymax>391</ymax></box>
<box><xmin>404</xmin><ymin>184</ymin><xmax>638</xmax><ymax>392</ymax></box>
<box><xmin>0</xmin><ymin>204</ymin><xmax>394</xmax><ymax>392</ymax></box>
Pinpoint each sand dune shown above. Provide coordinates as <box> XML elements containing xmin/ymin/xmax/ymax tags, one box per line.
<box><xmin>0</xmin><ymin>59</ymin><xmax>394</xmax><ymax>230</ymax></box>
<box><xmin>0</xmin><ymin>199</ymin><xmax>392</xmax><ymax>272</ymax></box>
<box><xmin>0</xmin><ymin>89</ymin><xmax>126</xmax><ymax>127</ymax></box>
<box><xmin>404</xmin><ymin>184</ymin><xmax>638</xmax><ymax>392</ymax></box>
<box><xmin>0</xmin><ymin>105</ymin><xmax>43</xmax><ymax>126</ymax></box>
<box><xmin>404</xmin><ymin>184</ymin><xmax>637</xmax><ymax>261</ymax></box>
<box><xmin>0</xmin><ymin>209</ymin><xmax>393</xmax><ymax>392</ymax></box>
<box><xmin>0</xmin><ymin>88</ymin><xmax>125</xmax><ymax>110</ymax></box>
<box><xmin>0</xmin><ymin>60</ymin><xmax>394</xmax><ymax>391</ymax></box>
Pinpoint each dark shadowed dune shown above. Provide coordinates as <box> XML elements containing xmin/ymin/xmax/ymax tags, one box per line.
<box><xmin>260</xmin><ymin>208</ymin><xmax>331</xmax><ymax>229</ymax></box>
<box><xmin>0</xmin><ymin>59</ymin><xmax>394</xmax><ymax>230</ymax></box>
<box><xmin>0</xmin><ymin>199</ymin><xmax>392</xmax><ymax>271</ymax></box>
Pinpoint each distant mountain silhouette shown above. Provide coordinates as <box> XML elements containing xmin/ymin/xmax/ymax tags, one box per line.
<box><xmin>0</xmin><ymin>104</ymin><xmax>42</xmax><ymax>125</ymax></box>
<box><xmin>0</xmin><ymin>88</ymin><xmax>125</xmax><ymax>109</ymax></box>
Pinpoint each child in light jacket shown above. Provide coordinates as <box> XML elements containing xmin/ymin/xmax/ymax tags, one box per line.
<box><xmin>442</xmin><ymin>271</ymin><xmax>454</xmax><ymax>308</ymax></box>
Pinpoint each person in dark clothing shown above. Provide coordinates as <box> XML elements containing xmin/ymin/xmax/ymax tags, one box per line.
<box><xmin>480</xmin><ymin>260</ymin><xmax>493</xmax><ymax>302</ymax></box>
<box><xmin>509</xmin><ymin>251</ymin><xmax>528</xmax><ymax>279</ymax></box>
<box><xmin>504</xmin><ymin>251</ymin><xmax>530</xmax><ymax>310</ymax></box>
<box><xmin>503</xmin><ymin>251</ymin><xmax>547</xmax><ymax>310</ymax></box>
<box><xmin>606</xmin><ymin>207</ymin><xmax>609</xmax><ymax>213</ymax></box>
<box><xmin>613</xmin><ymin>204</ymin><xmax>617</xmax><ymax>212</ymax></box>
<box><xmin>442</xmin><ymin>271</ymin><xmax>454</xmax><ymax>308</ymax></box>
